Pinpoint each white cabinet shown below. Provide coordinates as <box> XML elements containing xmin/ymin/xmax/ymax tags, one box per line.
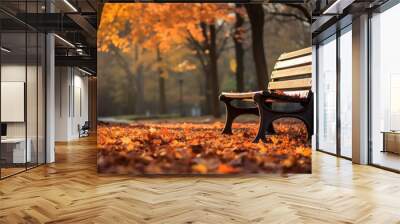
<box><xmin>1</xmin><ymin>138</ymin><xmax>32</xmax><ymax>163</ymax></box>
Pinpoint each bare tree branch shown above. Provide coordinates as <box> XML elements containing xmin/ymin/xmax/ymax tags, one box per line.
<box><xmin>110</xmin><ymin>45</ymin><xmax>134</xmax><ymax>76</ymax></box>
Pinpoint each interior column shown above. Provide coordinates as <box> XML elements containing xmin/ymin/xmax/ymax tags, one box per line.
<box><xmin>352</xmin><ymin>14</ymin><xmax>369</xmax><ymax>164</ymax></box>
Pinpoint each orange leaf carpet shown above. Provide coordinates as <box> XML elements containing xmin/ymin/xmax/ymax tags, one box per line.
<box><xmin>97</xmin><ymin>120</ymin><xmax>311</xmax><ymax>174</ymax></box>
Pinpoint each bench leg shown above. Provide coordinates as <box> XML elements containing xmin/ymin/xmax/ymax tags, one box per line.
<box><xmin>222</xmin><ymin>106</ymin><xmax>259</xmax><ymax>135</ymax></box>
<box><xmin>264</xmin><ymin>102</ymin><xmax>276</xmax><ymax>134</ymax></box>
<box><xmin>220</xmin><ymin>96</ymin><xmax>259</xmax><ymax>135</ymax></box>
<box><xmin>304</xmin><ymin>120</ymin><xmax>313</xmax><ymax>141</ymax></box>
<box><xmin>253</xmin><ymin>110</ymin><xmax>276</xmax><ymax>143</ymax></box>
<box><xmin>222</xmin><ymin>106</ymin><xmax>236</xmax><ymax>134</ymax></box>
<box><xmin>253</xmin><ymin>94</ymin><xmax>266</xmax><ymax>143</ymax></box>
<box><xmin>253</xmin><ymin>119</ymin><xmax>268</xmax><ymax>143</ymax></box>
<box><xmin>252</xmin><ymin>93</ymin><xmax>277</xmax><ymax>143</ymax></box>
<box><xmin>252</xmin><ymin>92</ymin><xmax>315</xmax><ymax>143</ymax></box>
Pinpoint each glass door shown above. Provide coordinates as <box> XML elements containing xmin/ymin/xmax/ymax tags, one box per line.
<box><xmin>339</xmin><ymin>26</ymin><xmax>352</xmax><ymax>158</ymax></box>
<box><xmin>317</xmin><ymin>35</ymin><xmax>337</xmax><ymax>154</ymax></box>
<box><xmin>1</xmin><ymin>30</ymin><xmax>28</xmax><ymax>178</ymax></box>
<box><xmin>0</xmin><ymin>1</ymin><xmax>46</xmax><ymax>179</ymax></box>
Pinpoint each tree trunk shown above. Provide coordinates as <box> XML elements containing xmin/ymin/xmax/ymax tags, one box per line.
<box><xmin>110</xmin><ymin>46</ymin><xmax>137</xmax><ymax>114</ymax></box>
<box><xmin>135</xmin><ymin>64</ymin><xmax>144</xmax><ymax>115</ymax></box>
<box><xmin>208</xmin><ymin>23</ymin><xmax>221</xmax><ymax>118</ymax></box>
<box><xmin>234</xmin><ymin>4</ymin><xmax>245</xmax><ymax>92</ymax></box>
<box><xmin>196</xmin><ymin>74</ymin><xmax>206</xmax><ymax>115</ymax></box>
<box><xmin>158</xmin><ymin>76</ymin><xmax>166</xmax><ymax>114</ymax></box>
<box><xmin>157</xmin><ymin>48</ymin><xmax>167</xmax><ymax>114</ymax></box>
<box><xmin>199</xmin><ymin>23</ymin><xmax>212</xmax><ymax>116</ymax></box>
<box><xmin>127</xmin><ymin>70</ymin><xmax>136</xmax><ymax>114</ymax></box>
<box><xmin>245</xmin><ymin>4</ymin><xmax>268</xmax><ymax>90</ymax></box>
<box><xmin>204</xmin><ymin>65</ymin><xmax>213</xmax><ymax>115</ymax></box>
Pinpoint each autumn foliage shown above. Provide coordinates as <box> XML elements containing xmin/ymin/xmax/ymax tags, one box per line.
<box><xmin>97</xmin><ymin>120</ymin><xmax>311</xmax><ymax>174</ymax></box>
<box><xmin>98</xmin><ymin>3</ymin><xmax>234</xmax><ymax>53</ymax></box>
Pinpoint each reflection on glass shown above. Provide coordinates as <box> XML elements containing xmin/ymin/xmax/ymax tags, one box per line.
<box><xmin>0</xmin><ymin>1</ymin><xmax>47</xmax><ymax>179</ymax></box>
<box><xmin>317</xmin><ymin>35</ymin><xmax>337</xmax><ymax>154</ymax></box>
<box><xmin>340</xmin><ymin>27</ymin><xmax>352</xmax><ymax>158</ymax></box>
<box><xmin>371</xmin><ymin>4</ymin><xmax>400</xmax><ymax>171</ymax></box>
<box><xmin>1</xmin><ymin>31</ymin><xmax>27</xmax><ymax>177</ymax></box>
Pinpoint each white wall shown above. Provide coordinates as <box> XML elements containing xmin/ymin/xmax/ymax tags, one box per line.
<box><xmin>55</xmin><ymin>67</ymin><xmax>89</xmax><ymax>141</ymax></box>
<box><xmin>1</xmin><ymin>65</ymin><xmax>26</xmax><ymax>137</ymax></box>
<box><xmin>55</xmin><ymin>66</ymin><xmax>70</xmax><ymax>141</ymax></box>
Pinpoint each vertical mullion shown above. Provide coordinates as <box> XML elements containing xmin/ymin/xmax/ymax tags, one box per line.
<box><xmin>44</xmin><ymin>33</ymin><xmax>47</xmax><ymax>164</ymax></box>
<box><xmin>36</xmin><ymin>0</ymin><xmax>39</xmax><ymax>167</ymax></box>
<box><xmin>80</xmin><ymin>88</ymin><xmax>82</xmax><ymax>117</ymax></box>
<box><xmin>60</xmin><ymin>68</ymin><xmax>62</xmax><ymax>117</ymax></box>
<box><xmin>336</xmin><ymin>29</ymin><xmax>341</xmax><ymax>157</ymax></box>
<box><xmin>25</xmin><ymin>0</ymin><xmax>28</xmax><ymax>171</ymax></box>
<box><xmin>367</xmin><ymin>11</ymin><xmax>373</xmax><ymax>165</ymax></box>
<box><xmin>69</xmin><ymin>69</ymin><xmax>71</xmax><ymax>117</ymax></box>
<box><xmin>73</xmin><ymin>68</ymin><xmax>75</xmax><ymax>118</ymax></box>
<box><xmin>44</xmin><ymin>0</ymin><xmax>47</xmax><ymax>164</ymax></box>
<box><xmin>0</xmin><ymin>21</ymin><xmax>2</xmax><ymax>179</ymax></box>
<box><xmin>315</xmin><ymin>45</ymin><xmax>320</xmax><ymax>150</ymax></box>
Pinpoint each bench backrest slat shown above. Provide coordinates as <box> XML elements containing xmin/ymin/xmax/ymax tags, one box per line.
<box><xmin>277</xmin><ymin>47</ymin><xmax>312</xmax><ymax>61</ymax></box>
<box><xmin>268</xmin><ymin>47</ymin><xmax>312</xmax><ymax>91</ymax></box>
<box><xmin>268</xmin><ymin>78</ymin><xmax>312</xmax><ymax>90</ymax></box>
<box><xmin>273</xmin><ymin>55</ymin><xmax>312</xmax><ymax>70</ymax></box>
<box><xmin>271</xmin><ymin>65</ymin><xmax>311</xmax><ymax>79</ymax></box>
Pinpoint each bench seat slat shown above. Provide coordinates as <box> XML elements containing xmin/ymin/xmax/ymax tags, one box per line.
<box><xmin>268</xmin><ymin>78</ymin><xmax>312</xmax><ymax>90</ymax></box>
<box><xmin>274</xmin><ymin>55</ymin><xmax>312</xmax><ymax>70</ymax></box>
<box><xmin>221</xmin><ymin>91</ymin><xmax>262</xmax><ymax>99</ymax></box>
<box><xmin>271</xmin><ymin>65</ymin><xmax>312</xmax><ymax>79</ymax></box>
<box><xmin>277</xmin><ymin>47</ymin><xmax>312</xmax><ymax>61</ymax></box>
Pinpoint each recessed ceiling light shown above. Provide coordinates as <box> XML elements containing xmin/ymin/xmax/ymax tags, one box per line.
<box><xmin>54</xmin><ymin>34</ymin><xmax>75</xmax><ymax>48</ymax></box>
<box><xmin>63</xmin><ymin>0</ymin><xmax>78</xmax><ymax>12</ymax></box>
<box><xmin>1</xmin><ymin>47</ymin><xmax>11</xmax><ymax>53</ymax></box>
<box><xmin>78</xmin><ymin>67</ymin><xmax>93</xmax><ymax>76</ymax></box>
<box><xmin>322</xmin><ymin>0</ymin><xmax>354</xmax><ymax>15</ymax></box>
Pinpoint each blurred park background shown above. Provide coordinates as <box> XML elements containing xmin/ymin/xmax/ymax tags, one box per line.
<box><xmin>97</xmin><ymin>3</ymin><xmax>311</xmax><ymax>121</ymax></box>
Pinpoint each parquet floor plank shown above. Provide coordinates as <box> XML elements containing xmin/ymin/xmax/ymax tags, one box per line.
<box><xmin>0</xmin><ymin>137</ymin><xmax>399</xmax><ymax>223</ymax></box>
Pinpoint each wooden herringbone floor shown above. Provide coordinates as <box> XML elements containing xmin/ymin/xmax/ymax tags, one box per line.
<box><xmin>1</xmin><ymin>136</ymin><xmax>400</xmax><ymax>224</ymax></box>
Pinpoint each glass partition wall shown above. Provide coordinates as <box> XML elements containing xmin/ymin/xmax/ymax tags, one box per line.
<box><xmin>317</xmin><ymin>35</ymin><xmax>337</xmax><ymax>155</ymax></box>
<box><xmin>339</xmin><ymin>26</ymin><xmax>352</xmax><ymax>159</ymax></box>
<box><xmin>370</xmin><ymin>3</ymin><xmax>400</xmax><ymax>171</ymax></box>
<box><xmin>0</xmin><ymin>1</ymin><xmax>46</xmax><ymax>179</ymax></box>
<box><xmin>316</xmin><ymin>25</ymin><xmax>353</xmax><ymax>159</ymax></box>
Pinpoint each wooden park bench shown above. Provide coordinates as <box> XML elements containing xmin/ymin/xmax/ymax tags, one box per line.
<box><xmin>219</xmin><ymin>47</ymin><xmax>313</xmax><ymax>143</ymax></box>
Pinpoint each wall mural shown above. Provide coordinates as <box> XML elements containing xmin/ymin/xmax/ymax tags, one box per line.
<box><xmin>97</xmin><ymin>2</ymin><xmax>312</xmax><ymax>175</ymax></box>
